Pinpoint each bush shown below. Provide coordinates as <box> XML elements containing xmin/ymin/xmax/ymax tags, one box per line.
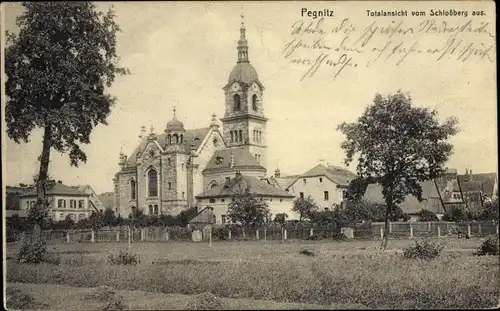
<box><xmin>418</xmin><ymin>209</ymin><xmax>439</xmax><ymax>222</ymax></box>
<box><xmin>212</xmin><ymin>227</ymin><xmax>229</xmax><ymax>241</ymax></box>
<box><xmin>17</xmin><ymin>237</ymin><xmax>47</xmax><ymax>264</ymax></box>
<box><xmin>84</xmin><ymin>285</ymin><xmax>126</xmax><ymax>310</ymax></box>
<box><xmin>107</xmin><ymin>250</ymin><xmax>139</xmax><ymax>265</ymax></box>
<box><xmin>6</xmin><ymin>287</ymin><xmax>48</xmax><ymax>309</ymax></box>
<box><xmin>403</xmin><ymin>238</ymin><xmax>444</xmax><ymax>260</ymax></box>
<box><xmin>474</xmin><ymin>235</ymin><xmax>499</xmax><ymax>256</ymax></box>
<box><xmin>186</xmin><ymin>292</ymin><xmax>227</xmax><ymax>310</ymax></box>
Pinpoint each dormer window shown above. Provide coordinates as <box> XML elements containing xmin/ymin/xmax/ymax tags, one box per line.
<box><xmin>252</xmin><ymin>94</ymin><xmax>258</xmax><ymax>111</ymax></box>
<box><xmin>233</xmin><ymin>94</ymin><xmax>241</xmax><ymax>111</ymax></box>
<box><xmin>215</xmin><ymin>156</ymin><xmax>224</xmax><ymax>165</ymax></box>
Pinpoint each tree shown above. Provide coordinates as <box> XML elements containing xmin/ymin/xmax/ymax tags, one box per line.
<box><xmin>478</xmin><ymin>197</ymin><xmax>499</xmax><ymax>220</ymax></box>
<box><xmin>63</xmin><ymin>214</ymin><xmax>75</xmax><ymax>231</ymax></box>
<box><xmin>102</xmin><ymin>208</ymin><xmax>117</xmax><ymax>227</ymax></box>
<box><xmin>227</xmin><ymin>187</ymin><xmax>270</xmax><ymax>229</ymax></box>
<box><xmin>338</xmin><ymin>90</ymin><xmax>458</xmax><ymax>250</ymax></box>
<box><xmin>5</xmin><ymin>2</ymin><xmax>129</xmax><ymax>243</ymax></box>
<box><xmin>344</xmin><ymin>177</ymin><xmax>373</xmax><ymax>203</ymax></box>
<box><xmin>417</xmin><ymin>209</ymin><xmax>439</xmax><ymax>222</ymax></box>
<box><xmin>88</xmin><ymin>211</ymin><xmax>104</xmax><ymax>231</ymax></box>
<box><xmin>292</xmin><ymin>196</ymin><xmax>319</xmax><ymax>221</ymax></box>
<box><xmin>273</xmin><ymin>213</ymin><xmax>288</xmax><ymax>225</ymax></box>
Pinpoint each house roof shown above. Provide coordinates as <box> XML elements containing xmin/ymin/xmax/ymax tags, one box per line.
<box><xmin>202</xmin><ymin>147</ymin><xmax>266</xmax><ymax>173</ymax></box>
<box><xmin>363</xmin><ymin>180</ymin><xmax>446</xmax><ymax>215</ymax></box>
<box><xmin>291</xmin><ymin>164</ymin><xmax>357</xmax><ymax>187</ymax></box>
<box><xmin>21</xmin><ymin>182</ymin><xmax>88</xmax><ymax>197</ymax></box>
<box><xmin>126</xmin><ymin>127</ymin><xmax>211</xmax><ymax>166</ymax></box>
<box><xmin>458</xmin><ymin>173</ymin><xmax>497</xmax><ymax>195</ymax></box>
<box><xmin>189</xmin><ymin>206</ymin><xmax>214</xmax><ymax>224</ymax></box>
<box><xmin>98</xmin><ymin>193</ymin><xmax>115</xmax><ymax>210</ymax></box>
<box><xmin>196</xmin><ymin>174</ymin><xmax>294</xmax><ymax>199</ymax></box>
<box><xmin>267</xmin><ymin>175</ymin><xmax>300</xmax><ymax>190</ymax></box>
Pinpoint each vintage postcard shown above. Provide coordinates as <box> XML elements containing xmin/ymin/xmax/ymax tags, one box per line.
<box><xmin>2</xmin><ymin>1</ymin><xmax>498</xmax><ymax>310</ymax></box>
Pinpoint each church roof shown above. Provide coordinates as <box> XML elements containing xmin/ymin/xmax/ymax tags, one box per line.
<box><xmin>228</xmin><ymin>62</ymin><xmax>260</xmax><ymax>85</ymax></box>
<box><xmin>202</xmin><ymin>147</ymin><xmax>266</xmax><ymax>173</ymax></box>
<box><xmin>196</xmin><ymin>174</ymin><xmax>294</xmax><ymax>199</ymax></box>
<box><xmin>126</xmin><ymin>127</ymin><xmax>211</xmax><ymax>166</ymax></box>
<box><xmin>267</xmin><ymin>175</ymin><xmax>300</xmax><ymax>190</ymax></box>
<box><xmin>458</xmin><ymin>173</ymin><xmax>497</xmax><ymax>195</ymax></box>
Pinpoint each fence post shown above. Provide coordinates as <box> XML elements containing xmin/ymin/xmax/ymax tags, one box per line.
<box><xmin>409</xmin><ymin>224</ymin><xmax>413</xmax><ymax>239</ymax></box>
<box><xmin>165</xmin><ymin>230</ymin><xmax>170</xmax><ymax>241</ymax></box>
<box><xmin>141</xmin><ymin>228</ymin><xmax>145</xmax><ymax>241</ymax></box>
<box><xmin>428</xmin><ymin>222</ymin><xmax>431</xmax><ymax>231</ymax></box>
<box><xmin>478</xmin><ymin>224</ymin><xmax>482</xmax><ymax>234</ymax></box>
<box><xmin>467</xmin><ymin>225</ymin><xmax>471</xmax><ymax>237</ymax></box>
<box><xmin>209</xmin><ymin>226</ymin><xmax>212</xmax><ymax>247</ymax></box>
<box><xmin>310</xmin><ymin>228</ymin><xmax>314</xmax><ymax>237</ymax></box>
<box><xmin>497</xmin><ymin>222</ymin><xmax>499</xmax><ymax>234</ymax></box>
<box><xmin>256</xmin><ymin>229</ymin><xmax>260</xmax><ymax>240</ymax></box>
<box><xmin>66</xmin><ymin>231</ymin><xmax>70</xmax><ymax>243</ymax></box>
<box><xmin>283</xmin><ymin>228</ymin><xmax>287</xmax><ymax>241</ymax></box>
<box><xmin>389</xmin><ymin>222</ymin><xmax>392</xmax><ymax>234</ymax></box>
<box><xmin>116</xmin><ymin>230</ymin><xmax>120</xmax><ymax>242</ymax></box>
<box><xmin>380</xmin><ymin>227</ymin><xmax>383</xmax><ymax>239</ymax></box>
<box><xmin>437</xmin><ymin>226</ymin><xmax>441</xmax><ymax>238</ymax></box>
<box><xmin>128</xmin><ymin>227</ymin><xmax>131</xmax><ymax>250</ymax></box>
<box><xmin>228</xmin><ymin>229</ymin><xmax>232</xmax><ymax>240</ymax></box>
<box><xmin>91</xmin><ymin>229</ymin><xmax>95</xmax><ymax>243</ymax></box>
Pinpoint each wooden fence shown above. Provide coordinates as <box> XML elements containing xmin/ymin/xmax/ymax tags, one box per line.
<box><xmin>28</xmin><ymin>220</ymin><xmax>498</xmax><ymax>244</ymax></box>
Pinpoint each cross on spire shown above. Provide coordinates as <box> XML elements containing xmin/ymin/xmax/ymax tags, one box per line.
<box><xmin>173</xmin><ymin>105</ymin><xmax>177</xmax><ymax>118</ymax></box>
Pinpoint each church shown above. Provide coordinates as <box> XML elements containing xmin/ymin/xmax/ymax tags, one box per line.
<box><xmin>113</xmin><ymin>17</ymin><xmax>297</xmax><ymax>222</ymax></box>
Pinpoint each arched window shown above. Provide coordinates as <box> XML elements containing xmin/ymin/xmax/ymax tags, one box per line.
<box><xmin>148</xmin><ymin>205</ymin><xmax>153</xmax><ymax>215</ymax></box>
<box><xmin>167</xmin><ymin>134</ymin><xmax>171</xmax><ymax>144</ymax></box>
<box><xmin>173</xmin><ymin>133</ymin><xmax>178</xmax><ymax>144</ymax></box>
<box><xmin>148</xmin><ymin>169</ymin><xmax>158</xmax><ymax>197</ymax></box>
<box><xmin>233</xmin><ymin>94</ymin><xmax>241</xmax><ymax>111</ymax></box>
<box><xmin>230</xmin><ymin>131</ymin><xmax>234</xmax><ymax>143</ymax></box>
<box><xmin>252</xmin><ymin>94</ymin><xmax>258</xmax><ymax>111</ymax></box>
<box><xmin>180</xmin><ymin>134</ymin><xmax>183</xmax><ymax>143</ymax></box>
<box><xmin>130</xmin><ymin>179</ymin><xmax>136</xmax><ymax>200</ymax></box>
<box><xmin>238</xmin><ymin>130</ymin><xmax>243</xmax><ymax>142</ymax></box>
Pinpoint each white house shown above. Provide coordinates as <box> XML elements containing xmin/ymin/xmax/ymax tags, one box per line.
<box><xmin>195</xmin><ymin>172</ymin><xmax>297</xmax><ymax>224</ymax></box>
<box><xmin>286</xmin><ymin>164</ymin><xmax>357</xmax><ymax>210</ymax></box>
<box><xmin>19</xmin><ymin>181</ymin><xmax>92</xmax><ymax>222</ymax></box>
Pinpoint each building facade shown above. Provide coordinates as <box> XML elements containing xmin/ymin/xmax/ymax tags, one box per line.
<box><xmin>19</xmin><ymin>181</ymin><xmax>91</xmax><ymax>222</ymax></box>
<box><xmin>113</xmin><ymin>18</ymin><xmax>273</xmax><ymax>218</ymax></box>
<box><xmin>285</xmin><ymin>164</ymin><xmax>357</xmax><ymax>210</ymax></box>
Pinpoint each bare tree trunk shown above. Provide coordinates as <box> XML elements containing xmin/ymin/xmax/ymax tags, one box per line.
<box><xmin>380</xmin><ymin>193</ymin><xmax>393</xmax><ymax>250</ymax></box>
<box><xmin>32</xmin><ymin>124</ymin><xmax>52</xmax><ymax>240</ymax></box>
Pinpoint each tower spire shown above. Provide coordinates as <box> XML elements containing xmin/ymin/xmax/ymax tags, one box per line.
<box><xmin>173</xmin><ymin>105</ymin><xmax>177</xmax><ymax>119</ymax></box>
<box><xmin>237</xmin><ymin>11</ymin><xmax>249</xmax><ymax>63</ymax></box>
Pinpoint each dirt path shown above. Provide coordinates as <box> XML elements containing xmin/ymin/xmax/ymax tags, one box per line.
<box><xmin>7</xmin><ymin>282</ymin><xmax>368</xmax><ymax>310</ymax></box>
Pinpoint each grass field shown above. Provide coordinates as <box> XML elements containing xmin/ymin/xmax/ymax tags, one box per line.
<box><xmin>5</xmin><ymin>237</ymin><xmax>500</xmax><ymax>309</ymax></box>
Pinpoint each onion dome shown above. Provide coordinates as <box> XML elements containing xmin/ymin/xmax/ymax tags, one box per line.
<box><xmin>166</xmin><ymin>106</ymin><xmax>185</xmax><ymax>132</ymax></box>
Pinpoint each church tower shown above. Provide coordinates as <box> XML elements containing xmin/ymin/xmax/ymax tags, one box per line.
<box><xmin>221</xmin><ymin>14</ymin><xmax>268</xmax><ymax>171</ymax></box>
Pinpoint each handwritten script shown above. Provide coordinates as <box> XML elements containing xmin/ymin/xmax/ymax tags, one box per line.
<box><xmin>282</xmin><ymin>17</ymin><xmax>495</xmax><ymax>81</ymax></box>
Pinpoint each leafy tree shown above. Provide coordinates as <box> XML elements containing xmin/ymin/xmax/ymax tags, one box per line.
<box><xmin>273</xmin><ymin>213</ymin><xmax>288</xmax><ymax>226</ymax></box>
<box><xmin>338</xmin><ymin>90</ymin><xmax>458</xmax><ymax>249</ymax></box>
<box><xmin>227</xmin><ymin>187</ymin><xmax>270</xmax><ymax>229</ymax></box>
<box><xmin>88</xmin><ymin>211</ymin><xmax>104</xmax><ymax>230</ymax></box>
<box><xmin>417</xmin><ymin>209</ymin><xmax>439</xmax><ymax>222</ymax></box>
<box><xmin>442</xmin><ymin>204</ymin><xmax>469</xmax><ymax>222</ymax></box>
<box><xmin>478</xmin><ymin>197</ymin><xmax>499</xmax><ymax>220</ymax></box>
<box><xmin>102</xmin><ymin>208</ymin><xmax>117</xmax><ymax>227</ymax></box>
<box><xmin>176</xmin><ymin>206</ymin><xmax>199</xmax><ymax>227</ymax></box>
<box><xmin>292</xmin><ymin>196</ymin><xmax>319</xmax><ymax>221</ymax></box>
<box><xmin>5</xmin><ymin>2</ymin><xmax>129</xmax><ymax>243</ymax></box>
<box><xmin>344</xmin><ymin>177</ymin><xmax>373</xmax><ymax>203</ymax></box>
<box><xmin>63</xmin><ymin>214</ymin><xmax>74</xmax><ymax>231</ymax></box>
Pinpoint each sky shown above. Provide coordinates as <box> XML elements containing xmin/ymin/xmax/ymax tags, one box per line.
<box><xmin>2</xmin><ymin>1</ymin><xmax>497</xmax><ymax>194</ymax></box>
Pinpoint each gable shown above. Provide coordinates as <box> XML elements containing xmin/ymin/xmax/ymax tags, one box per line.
<box><xmin>126</xmin><ymin>127</ymin><xmax>211</xmax><ymax>166</ymax></box>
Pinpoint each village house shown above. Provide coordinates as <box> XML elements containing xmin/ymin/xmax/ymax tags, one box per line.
<box><xmin>195</xmin><ymin>172</ymin><xmax>296</xmax><ymax>224</ymax></box>
<box><xmin>283</xmin><ymin>163</ymin><xmax>357</xmax><ymax>210</ymax></box>
<box><xmin>19</xmin><ymin>181</ymin><xmax>93</xmax><ymax>222</ymax></box>
<box><xmin>363</xmin><ymin>168</ymin><xmax>498</xmax><ymax>221</ymax></box>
